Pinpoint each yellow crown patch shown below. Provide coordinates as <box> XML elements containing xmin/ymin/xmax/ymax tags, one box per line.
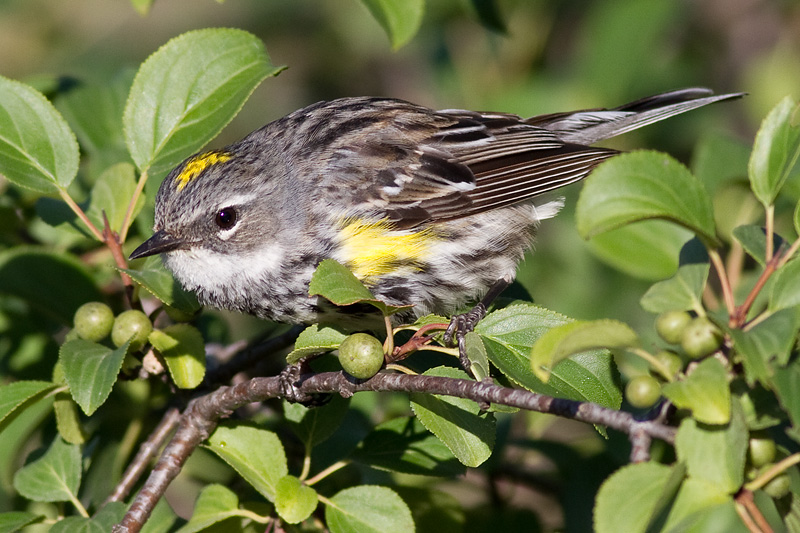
<box><xmin>174</xmin><ymin>151</ymin><xmax>232</xmax><ymax>191</ymax></box>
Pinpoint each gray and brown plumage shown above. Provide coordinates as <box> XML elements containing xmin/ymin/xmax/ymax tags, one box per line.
<box><xmin>130</xmin><ymin>88</ymin><xmax>742</xmax><ymax>336</ymax></box>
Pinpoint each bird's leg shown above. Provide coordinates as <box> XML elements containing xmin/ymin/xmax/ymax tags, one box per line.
<box><xmin>443</xmin><ymin>278</ymin><xmax>511</xmax><ymax>372</ymax></box>
<box><xmin>279</xmin><ymin>356</ymin><xmax>331</xmax><ymax>406</ymax></box>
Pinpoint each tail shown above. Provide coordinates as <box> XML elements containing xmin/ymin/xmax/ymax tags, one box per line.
<box><xmin>528</xmin><ymin>88</ymin><xmax>745</xmax><ymax>145</ymax></box>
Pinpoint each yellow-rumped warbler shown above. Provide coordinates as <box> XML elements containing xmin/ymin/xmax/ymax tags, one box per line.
<box><xmin>130</xmin><ymin>88</ymin><xmax>741</xmax><ymax>338</ymax></box>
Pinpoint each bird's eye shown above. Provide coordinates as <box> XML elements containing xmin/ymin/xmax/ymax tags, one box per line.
<box><xmin>215</xmin><ymin>207</ymin><xmax>238</xmax><ymax>229</ymax></box>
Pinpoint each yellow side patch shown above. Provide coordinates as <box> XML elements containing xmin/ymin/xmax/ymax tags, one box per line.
<box><xmin>337</xmin><ymin>219</ymin><xmax>436</xmax><ymax>281</ymax></box>
<box><xmin>174</xmin><ymin>151</ymin><xmax>232</xmax><ymax>191</ymax></box>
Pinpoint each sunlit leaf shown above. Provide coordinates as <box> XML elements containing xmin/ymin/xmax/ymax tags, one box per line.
<box><xmin>275</xmin><ymin>475</ymin><xmax>318</xmax><ymax>524</ymax></box>
<box><xmin>640</xmin><ymin>263</ymin><xmax>709</xmax><ymax>313</ymax></box>
<box><xmin>0</xmin><ymin>75</ymin><xmax>79</xmax><ymax>193</ymax></box>
<box><xmin>530</xmin><ymin>319</ymin><xmax>638</xmax><ymax>382</ymax></box>
<box><xmin>59</xmin><ymin>339</ymin><xmax>128</xmax><ymax>415</ymax></box>
<box><xmin>749</xmin><ymin>96</ymin><xmax>800</xmax><ymax>206</ymax></box>
<box><xmin>205</xmin><ymin>423</ymin><xmax>287</xmax><ymax>502</ymax></box>
<box><xmin>662</xmin><ymin>357</ymin><xmax>730</xmax><ymax>424</ymax></box>
<box><xmin>325</xmin><ymin>486</ymin><xmax>413</xmax><ymax>533</ymax></box>
<box><xmin>124</xmin><ymin>28</ymin><xmax>282</xmax><ymax>179</ymax></box>
<box><xmin>674</xmin><ymin>400</ymin><xmax>747</xmax><ymax>494</ymax></box>
<box><xmin>13</xmin><ymin>437</ymin><xmax>81</xmax><ymax>503</ymax></box>
<box><xmin>576</xmin><ymin>151</ymin><xmax>719</xmax><ymax>247</ymax></box>
<box><xmin>149</xmin><ymin>324</ymin><xmax>206</xmax><ymax>389</ymax></box>
<box><xmin>286</xmin><ymin>324</ymin><xmax>348</xmax><ymax>364</ymax></box>
<box><xmin>477</xmin><ymin>304</ymin><xmax>621</xmax><ymax>408</ymax></box>
<box><xmin>359</xmin><ymin>0</ymin><xmax>424</xmax><ymax>49</ymax></box>
<box><xmin>410</xmin><ymin>367</ymin><xmax>495</xmax><ymax>468</ymax></box>
<box><xmin>309</xmin><ymin>259</ymin><xmax>410</xmax><ymax>316</ymax></box>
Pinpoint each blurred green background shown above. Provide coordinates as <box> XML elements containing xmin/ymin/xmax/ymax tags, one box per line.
<box><xmin>1</xmin><ymin>0</ymin><xmax>797</xmax><ymax>334</ymax></box>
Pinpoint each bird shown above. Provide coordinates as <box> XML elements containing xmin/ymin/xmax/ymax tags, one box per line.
<box><xmin>129</xmin><ymin>88</ymin><xmax>742</xmax><ymax>351</ymax></box>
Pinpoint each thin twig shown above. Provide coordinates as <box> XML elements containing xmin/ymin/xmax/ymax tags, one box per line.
<box><xmin>708</xmin><ymin>249</ymin><xmax>736</xmax><ymax>322</ymax></box>
<box><xmin>120</xmin><ymin>169</ymin><xmax>149</xmax><ymax>243</ymax></box>
<box><xmin>732</xmin><ymin>245</ymin><xmax>786</xmax><ymax>328</ymax></box>
<box><xmin>105</xmin><ymin>407</ymin><xmax>181</xmax><ymax>505</ymax></box>
<box><xmin>102</xmin><ymin>212</ymin><xmax>135</xmax><ymax>308</ymax></box>
<box><xmin>736</xmin><ymin>490</ymin><xmax>773</xmax><ymax>533</ymax></box>
<box><xmin>58</xmin><ymin>188</ymin><xmax>105</xmax><ymax>241</ymax></box>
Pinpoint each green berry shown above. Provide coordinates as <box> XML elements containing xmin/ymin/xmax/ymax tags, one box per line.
<box><xmin>338</xmin><ymin>333</ymin><xmax>384</xmax><ymax>379</ymax></box>
<box><xmin>655</xmin><ymin>310</ymin><xmax>692</xmax><ymax>344</ymax></box>
<box><xmin>763</xmin><ymin>472</ymin><xmax>791</xmax><ymax>499</ymax></box>
<box><xmin>625</xmin><ymin>375</ymin><xmax>662</xmax><ymax>409</ymax></box>
<box><xmin>112</xmin><ymin>310</ymin><xmax>153</xmax><ymax>352</ymax></box>
<box><xmin>653</xmin><ymin>350</ymin><xmax>683</xmax><ymax>379</ymax></box>
<box><xmin>748</xmin><ymin>433</ymin><xmax>777</xmax><ymax>468</ymax></box>
<box><xmin>681</xmin><ymin>317</ymin><xmax>722</xmax><ymax>359</ymax></box>
<box><xmin>73</xmin><ymin>302</ymin><xmax>114</xmax><ymax>342</ymax></box>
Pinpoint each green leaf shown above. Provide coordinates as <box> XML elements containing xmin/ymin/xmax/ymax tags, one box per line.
<box><xmin>594</xmin><ymin>462</ymin><xmax>674</xmax><ymax>533</ymax></box>
<box><xmin>121</xmin><ymin>255</ymin><xmax>201</xmax><ymax>314</ymax></box>
<box><xmin>129</xmin><ymin>0</ymin><xmax>155</xmax><ymax>15</ymax></box>
<box><xmin>13</xmin><ymin>437</ymin><xmax>81</xmax><ymax>503</ymax></box>
<box><xmin>477</xmin><ymin>304</ymin><xmax>621</xmax><ymax>408</ymax></box>
<box><xmin>674</xmin><ymin>399</ymin><xmax>748</xmax><ymax>494</ymax></box>
<box><xmin>774</xmin><ymin>362</ymin><xmax>800</xmax><ymax>433</ymax></box>
<box><xmin>54</xmin><ymin>391</ymin><xmax>85</xmax><ymax>445</ymax></box>
<box><xmin>176</xmin><ymin>484</ymin><xmax>243</xmax><ymax>533</ymax></box>
<box><xmin>0</xmin><ymin>75</ymin><xmax>79</xmax><ymax>193</ymax></box>
<box><xmin>352</xmin><ymin>416</ymin><xmax>464</xmax><ymax>477</ymax></box>
<box><xmin>359</xmin><ymin>0</ymin><xmax>424</xmax><ymax>49</ymax></box>
<box><xmin>86</xmin><ymin>163</ymin><xmax>144</xmax><ymax>234</ymax></box>
<box><xmin>576</xmin><ymin>151</ymin><xmax>719</xmax><ymax>247</ymax></box>
<box><xmin>530</xmin><ymin>319</ymin><xmax>638</xmax><ymax>382</ymax></box>
<box><xmin>283</xmin><ymin>394</ymin><xmax>350</xmax><ymax>447</ymax></box>
<box><xmin>732</xmin><ymin>225</ymin><xmax>784</xmax><ymax>267</ymax></box>
<box><xmin>309</xmin><ymin>259</ymin><xmax>411</xmax><ymax>316</ymax></box>
<box><xmin>691</xmin><ymin>131</ymin><xmax>751</xmax><ymax>193</ymax></box>
<box><xmin>661</xmin><ymin>479</ymin><xmax>734</xmax><ymax>532</ymax></box>
<box><xmin>124</xmin><ymin>28</ymin><xmax>282</xmax><ymax>178</ymax></box>
<box><xmin>55</xmin><ymin>71</ymin><xmax>132</xmax><ymax>170</ymax></box>
<box><xmin>769</xmin><ymin>259</ymin><xmax>800</xmax><ymax>312</ymax></box>
<box><xmin>410</xmin><ymin>367</ymin><xmax>495</xmax><ymax>468</ymax></box>
<box><xmin>0</xmin><ymin>247</ymin><xmax>103</xmax><ymax>324</ymax></box>
<box><xmin>286</xmin><ymin>324</ymin><xmax>348</xmax><ymax>364</ymax></box>
<box><xmin>795</xmin><ymin>201</ymin><xmax>800</xmax><ymax>236</ymax></box>
<box><xmin>149</xmin><ymin>324</ymin><xmax>206</xmax><ymax>389</ymax></box>
<box><xmin>0</xmin><ymin>512</ymin><xmax>44</xmax><ymax>532</ymax></box>
<box><xmin>205</xmin><ymin>423</ymin><xmax>287</xmax><ymax>502</ymax></box>
<box><xmin>640</xmin><ymin>263</ymin><xmax>709</xmax><ymax>314</ymax></box>
<box><xmin>586</xmin><ymin>220</ymin><xmax>692</xmax><ymax>280</ymax></box>
<box><xmin>59</xmin><ymin>339</ymin><xmax>128</xmax><ymax>416</ymax></box>
<box><xmin>733</xmin><ymin>308</ymin><xmax>800</xmax><ymax>385</ymax></box>
<box><xmin>49</xmin><ymin>502</ymin><xmax>127</xmax><ymax>533</ymax></box>
<box><xmin>662</xmin><ymin>357</ymin><xmax>731</xmax><ymax>424</ymax></box>
<box><xmin>0</xmin><ymin>380</ymin><xmax>56</xmax><ymax>427</ymax></box>
<box><xmin>275</xmin><ymin>475</ymin><xmax>318</xmax><ymax>524</ymax></box>
<box><xmin>749</xmin><ymin>96</ymin><xmax>800</xmax><ymax>206</ymax></box>
<box><xmin>325</xmin><ymin>485</ymin><xmax>414</xmax><ymax>533</ymax></box>
<box><xmin>464</xmin><ymin>331</ymin><xmax>490</xmax><ymax>381</ymax></box>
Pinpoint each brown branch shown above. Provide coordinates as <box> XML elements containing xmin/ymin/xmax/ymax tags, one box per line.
<box><xmin>105</xmin><ymin>407</ymin><xmax>181</xmax><ymax>505</ymax></box>
<box><xmin>735</xmin><ymin>490</ymin><xmax>773</xmax><ymax>533</ymax></box>
<box><xmin>731</xmin><ymin>244</ymin><xmax>786</xmax><ymax>328</ymax></box>
<box><xmin>113</xmin><ymin>371</ymin><xmax>677</xmax><ymax>532</ymax></box>
<box><xmin>102</xmin><ymin>212</ymin><xmax>135</xmax><ymax>308</ymax></box>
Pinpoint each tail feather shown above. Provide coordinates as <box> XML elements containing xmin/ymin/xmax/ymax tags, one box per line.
<box><xmin>531</xmin><ymin>89</ymin><xmax>745</xmax><ymax>145</ymax></box>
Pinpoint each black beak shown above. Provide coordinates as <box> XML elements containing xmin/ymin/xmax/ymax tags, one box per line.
<box><xmin>129</xmin><ymin>229</ymin><xmax>186</xmax><ymax>260</ymax></box>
